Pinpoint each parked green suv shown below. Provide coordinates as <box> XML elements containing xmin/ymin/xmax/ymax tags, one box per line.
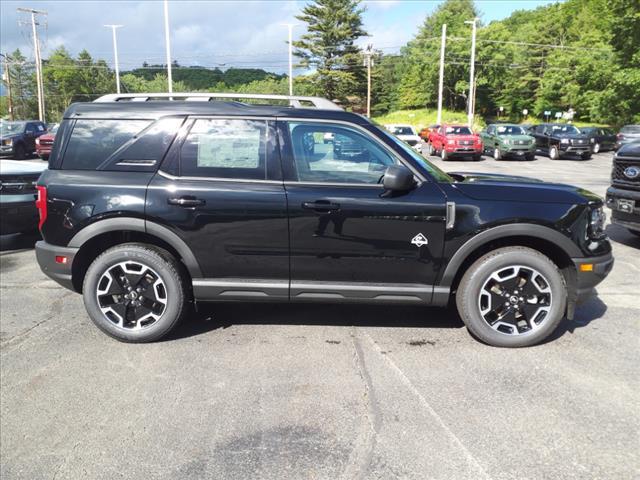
<box><xmin>480</xmin><ymin>124</ymin><xmax>536</xmax><ymax>160</ymax></box>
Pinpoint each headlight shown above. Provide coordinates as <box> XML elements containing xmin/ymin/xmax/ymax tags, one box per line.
<box><xmin>35</xmin><ymin>137</ymin><xmax>40</xmax><ymax>145</ymax></box>
<box><xmin>504</xmin><ymin>139</ymin><xmax>511</xmax><ymax>145</ymax></box>
<box><xmin>590</xmin><ymin>138</ymin><xmax>595</xmax><ymax>143</ymax></box>
<box><xmin>447</xmin><ymin>139</ymin><xmax>455</xmax><ymax>145</ymax></box>
<box><xmin>560</xmin><ymin>138</ymin><xmax>569</xmax><ymax>144</ymax></box>
<box><xmin>589</xmin><ymin>206</ymin><xmax>606</xmax><ymax>237</ymax></box>
<box><xmin>3</xmin><ymin>138</ymin><xmax>13</xmax><ymax>146</ymax></box>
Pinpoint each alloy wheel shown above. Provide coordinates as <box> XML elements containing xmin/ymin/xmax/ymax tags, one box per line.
<box><xmin>477</xmin><ymin>265</ymin><xmax>552</xmax><ymax>336</ymax></box>
<box><xmin>95</xmin><ymin>261</ymin><xmax>168</xmax><ymax>330</ymax></box>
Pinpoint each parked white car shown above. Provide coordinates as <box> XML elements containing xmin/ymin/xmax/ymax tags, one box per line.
<box><xmin>384</xmin><ymin>124</ymin><xmax>423</xmax><ymax>152</ymax></box>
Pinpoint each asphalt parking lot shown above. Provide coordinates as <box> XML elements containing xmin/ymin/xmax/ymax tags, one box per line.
<box><xmin>1</xmin><ymin>152</ymin><xmax>638</xmax><ymax>479</ymax></box>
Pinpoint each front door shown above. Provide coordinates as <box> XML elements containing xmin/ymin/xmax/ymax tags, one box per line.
<box><xmin>147</xmin><ymin>117</ymin><xmax>290</xmax><ymax>300</ymax></box>
<box><xmin>279</xmin><ymin>120</ymin><xmax>447</xmax><ymax>303</ymax></box>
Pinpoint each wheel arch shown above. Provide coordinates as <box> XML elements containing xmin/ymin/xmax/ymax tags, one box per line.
<box><xmin>68</xmin><ymin>218</ymin><xmax>202</xmax><ymax>293</ymax></box>
<box><xmin>441</xmin><ymin>224</ymin><xmax>581</xmax><ymax>300</ymax></box>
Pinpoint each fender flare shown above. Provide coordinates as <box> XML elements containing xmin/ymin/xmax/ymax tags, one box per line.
<box><xmin>68</xmin><ymin>217</ymin><xmax>203</xmax><ymax>278</ymax></box>
<box><xmin>439</xmin><ymin>223</ymin><xmax>582</xmax><ymax>287</ymax></box>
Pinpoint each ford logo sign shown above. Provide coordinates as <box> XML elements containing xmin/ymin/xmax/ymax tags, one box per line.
<box><xmin>624</xmin><ymin>166</ymin><xmax>640</xmax><ymax>179</ymax></box>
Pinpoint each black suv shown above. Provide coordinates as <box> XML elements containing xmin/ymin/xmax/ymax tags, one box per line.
<box><xmin>606</xmin><ymin>142</ymin><xmax>640</xmax><ymax>235</ymax></box>
<box><xmin>35</xmin><ymin>93</ymin><xmax>613</xmax><ymax>347</ymax></box>
<box><xmin>0</xmin><ymin>120</ymin><xmax>48</xmax><ymax>159</ymax></box>
<box><xmin>530</xmin><ymin>123</ymin><xmax>592</xmax><ymax>160</ymax></box>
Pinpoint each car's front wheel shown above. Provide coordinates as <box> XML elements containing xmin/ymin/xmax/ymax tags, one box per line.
<box><xmin>493</xmin><ymin>147</ymin><xmax>502</xmax><ymax>160</ymax></box>
<box><xmin>456</xmin><ymin>246</ymin><xmax>567</xmax><ymax>347</ymax></box>
<box><xmin>82</xmin><ymin>243</ymin><xmax>188</xmax><ymax>343</ymax></box>
<box><xmin>549</xmin><ymin>145</ymin><xmax>560</xmax><ymax>160</ymax></box>
<box><xmin>441</xmin><ymin>149</ymin><xmax>448</xmax><ymax>161</ymax></box>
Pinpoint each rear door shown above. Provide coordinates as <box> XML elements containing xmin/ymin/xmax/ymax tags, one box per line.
<box><xmin>279</xmin><ymin>119</ymin><xmax>447</xmax><ymax>303</ymax></box>
<box><xmin>147</xmin><ymin>116</ymin><xmax>289</xmax><ymax>300</ymax></box>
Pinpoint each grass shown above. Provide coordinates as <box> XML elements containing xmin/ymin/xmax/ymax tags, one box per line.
<box><xmin>373</xmin><ymin>108</ymin><xmax>485</xmax><ymax>131</ymax></box>
<box><xmin>373</xmin><ymin>108</ymin><xmax>612</xmax><ymax>131</ymax></box>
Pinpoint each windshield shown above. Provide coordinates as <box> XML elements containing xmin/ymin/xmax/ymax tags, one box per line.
<box><xmin>390</xmin><ymin>126</ymin><xmax>415</xmax><ymax>136</ymax></box>
<box><xmin>445</xmin><ymin>126</ymin><xmax>472</xmax><ymax>135</ymax></box>
<box><xmin>373</xmin><ymin>125</ymin><xmax>452</xmax><ymax>183</ymax></box>
<box><xmin>496</xmin><ymin>125</ymin><xmax>526</xmax><ymax>135</ymax></box>
<box><xmin>551</xmin><ymin>125</ymin><xmax>579</xmax><ymax>135</ymax></box>
<box><xmin>0</xmin><ymin>121</ymin><xmax>26</xmax><ymax>135</ymax></box>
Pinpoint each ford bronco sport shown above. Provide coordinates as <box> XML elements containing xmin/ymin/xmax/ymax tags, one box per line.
<box><xmin>35</xmin><ymin>93</ymin><xmax>613</xmax><ymax>347</ymax></box>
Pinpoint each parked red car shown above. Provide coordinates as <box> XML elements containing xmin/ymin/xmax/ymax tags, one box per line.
<box><xmin>35</xmin><ymin>123</ymin><xmax>58</xmax><ymax>160</ymax></box>
<box><xmin>425</xmin><ymin>124</ymin><xmax>483</xmax><ymax>160</ymax></box>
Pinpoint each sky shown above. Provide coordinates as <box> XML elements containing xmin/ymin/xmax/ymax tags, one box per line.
<box><xmin>0</xmin><ymin>0</ymin><xmax>560</xmax><ymax>74</ymax></box>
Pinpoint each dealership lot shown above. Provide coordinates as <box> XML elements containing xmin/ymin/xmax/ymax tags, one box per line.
<box><xmin>1</xmin><ymin>152</ymin><xmax>638</xmax><ymax>479</ymax></box>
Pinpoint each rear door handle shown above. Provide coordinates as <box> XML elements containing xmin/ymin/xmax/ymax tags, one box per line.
<box><xmin>168</xmin><ymin>196</ymin><xmax>205</xmax><ymax>207</ymax></box>
<box><xmin>302</xmin><ymin>201</ymin><xmax>340</xmax><ymax>213</ymax></box>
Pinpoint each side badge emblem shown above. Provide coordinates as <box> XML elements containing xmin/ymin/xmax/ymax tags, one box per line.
<box><xmin>411</xmin><ymin>233</ymin><xmax>428</xmax><ymax>247</ymax></box>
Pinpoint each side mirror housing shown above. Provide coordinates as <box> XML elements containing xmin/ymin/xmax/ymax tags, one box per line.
<box><xmin>382</xmin><ymin>165</ymin><xmax>416</xmax><ymax>193</ymax></box>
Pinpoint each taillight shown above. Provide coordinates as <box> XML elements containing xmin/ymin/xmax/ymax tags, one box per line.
<box><xmin>35</xmin><ymin>185</ymin><xmax>47</xmax><ymax>230</ymax></box>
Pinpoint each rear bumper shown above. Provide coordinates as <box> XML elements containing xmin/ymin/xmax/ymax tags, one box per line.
<box><xmin>35</xmin><ymin>240</ymin><xmax>78</xmax><ymax>291</ymax></box>
<box><xmin>572</xmin><ymin>252</ymin><xmax>614</xmax><ymax>301</ymax></box>
<box><xmin>0</xmin><ymin>199</ymin><xmax>38</xmax><ymax>235</ymax></box>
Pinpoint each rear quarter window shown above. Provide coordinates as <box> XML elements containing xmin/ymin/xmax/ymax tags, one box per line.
<box><xmin>62</xmin><ymin>119</ymin><xmax>151</xmax><ymax>170</ymax></box>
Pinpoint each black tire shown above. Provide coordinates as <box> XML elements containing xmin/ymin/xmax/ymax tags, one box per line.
<box><xmin>456</xmin><ymin>246</ymin><xmax>567</xmax><ymax>348</ymax></box>
<box><xmin>493</xmin><ymin>147</ymin><xmax>502</xmax><ymax>160</ymax></box>
<box><xmin>441</xmin><ymin>149</ymin><xmax>448</xmax><ymax>161</ymax></box>
<box><xmin>82</xmin><ymin>243</ymin><xmax>188</xmax><ymax>343</ymax></box>
<box><xmin>549</xmin><ymin>145</ymin><xmax>560</xmax><ymax>160</ymax></box>
<box><xmin>13</xmin><ymin>143</ymin><xmax>26</xmax><ymax>160</ymax></box>
<box><xmin>592</xmin><ymin>143</ymin><xmax>600</xmax><ymax>154</ymax></box>
<box><xmin>426</xmin><ymin>142</ymin><xmax>433</xmax><ymax>156</ymax></box>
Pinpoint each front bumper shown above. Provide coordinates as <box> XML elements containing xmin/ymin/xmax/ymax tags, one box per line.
<box><xmin>606</xmin><ymin>186</ymin><xmax>640</xmax><ymax>232</ymax></box>
<box><xmin>559</xmin><ymin>145</ymin><xmax>591</xmax><ymax>155</ymax></box>
<box><xmin>0</xmin><ymin>198</ymin><xmax>38</xmax><ymax>235</ymax></box>
<box><xmin>572</xmin><ymin>252</ymin><xmax>614</xmax><ymax>302</ymax></box>
<box><xmin>35</xmin><ymin>241</ymin><xmax>79</xmax><ymax>291</ymax></box>
<box><xmin>0</xmin><ymin>145</ymin><xmax>15</xmax><ymax>156</ymax></box>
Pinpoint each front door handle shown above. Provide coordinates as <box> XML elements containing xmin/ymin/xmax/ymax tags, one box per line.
<box><xmin>302</xmin><ymin>201</ymin><xmax>340</xmax><ymax>213</ymax></box>
<box><xmin>168</xmin><ymin>196</ymin><xmax>205</xmax><ymax>207</ymax></box>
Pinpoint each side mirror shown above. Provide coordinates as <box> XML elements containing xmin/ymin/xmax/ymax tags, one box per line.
<box><xmin>382</xmin><ymin>165</ymin><xmax>416</xmax><ymax>193</ymax></box>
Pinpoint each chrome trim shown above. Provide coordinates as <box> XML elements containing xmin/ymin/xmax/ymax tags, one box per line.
<box><xmin>116</xmin><ymin>159</ymin><xmax>157</xmax><ymax>167</ymax></box>
<box><xmin>445</xmin><ymin>202</ymin><xmax>456</xmax><ymax>230</ymax></box>
<box><xmin>157</xmin><ymin>169</ymin><xmax>282</xmax><ymax>185</ymax></box>
<box><xmin>284</xmin><ymin>181</ymin><xmax>383</xmax><ymax>189</ymax></box>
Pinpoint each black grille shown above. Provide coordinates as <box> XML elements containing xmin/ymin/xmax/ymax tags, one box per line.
<box><xmin>39</xmin><ymin>138</ymin><xmax>54</xmax><ymax>146</ymax></box>
<box><xmin>571</xmin><ymin>138</ymin><xmax>587</xmax><ymax>145</ymax></box>
<box><xmin>0</xmin><ymin>174</ymin><xmax>39</xmax><ymax>195</ymax></box>
<box><xmin>459</xmin><ymin>140</ymin><xmax>473</xmax><ymax>146</ymax></box>
<box><xmin>612</xmin><ymin>160</ymin><xmax>640</xmax><ymax>186</ymax></box>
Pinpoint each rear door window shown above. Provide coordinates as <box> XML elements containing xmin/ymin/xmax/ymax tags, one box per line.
<box><xmin>62</xmin><ymin>119</ymin><xmax>151</xmax><ymax>170</ymax></box>
<box><xmin>180</xmin><ymin>118</ymin><xmax>267</xmax><ymax>180</ymax></box>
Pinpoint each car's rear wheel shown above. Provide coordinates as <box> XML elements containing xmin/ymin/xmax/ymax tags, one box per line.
<box><xmin>549</xmin><ymin>145</ymin><xmax>560</xmax><ymax>160</ymax></box>
<box><xmin>456</xmin><ymin>246</ymin><xmax>567</xmax><ymax>347</ymax></box>
<box><xmin>82</xmin><ymin>243</ymin><xmax>188</xmax><ymax>343</ymax></box>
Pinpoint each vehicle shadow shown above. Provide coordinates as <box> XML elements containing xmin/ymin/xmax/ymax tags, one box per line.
<box><xmin>543</xmin><ymin>294</ymin><xmax>608</xmax><ymax>344</ymax></box>
<box><xmin>0</xmin><ymin>232</ymin><xmax>41</xmax><ymax>252</ymax></box>
<box><xmin>605</xmin><ymin>223</ymin><xmax>640</xmax><ymax>249</ymax></box>
<box><xmin>167</xmin><ymin>302</ymin><xmax>465</xmax><ymax>341</ymax></box>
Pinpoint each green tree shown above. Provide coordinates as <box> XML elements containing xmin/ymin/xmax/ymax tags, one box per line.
<box><xmin>3</xmin><ymin>49</ymin><xmax>37</xmax><ymax>120</ymax></box>
<box><xmin>293</xmin><ymin>0</ymin><xmax>368</xmax><ymax>103</ymax></box>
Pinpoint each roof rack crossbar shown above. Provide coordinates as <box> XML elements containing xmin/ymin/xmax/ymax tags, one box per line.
<box><xmin>94</xmin><ymin>93</ymin><xmax>342</xmax><ymax>110</ymax></box>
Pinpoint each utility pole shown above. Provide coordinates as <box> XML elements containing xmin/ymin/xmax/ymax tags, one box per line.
<box><xmin>104</xmin><ymin>25</ymin><xmax>123</xmax><ymax>94</ymax></box>
<box><xmin>163</xmin><ymin>0</ymin><xmax>173</xmax><ymax>93</ymax></box>
<box><xmin>465</xmin><ymin>17</ymin><xmax>478</xmax><ymax>129</ymax></box>
<box><xmin>17</xmin><ymin>7</ymin><xmax>46</xmax><ymax>122</ymax></box>
<box><xmin>1</xmin><ymin>53</ymin><xmax>14</xmax><ymax>120</ymax></box>
<box><xmin>363</xmin><ymin>44</ymin><xmax>374</xmax><ymax>118</ymax></box>
<box><xmin>436</xmin><ymin>24</ymin><xmax>446</xmax><ymax>125</ymax></box>
<box><xmin>282</xmin><ymin>24</ymin><xmax>297</xmax><ymax>96</ymax></box>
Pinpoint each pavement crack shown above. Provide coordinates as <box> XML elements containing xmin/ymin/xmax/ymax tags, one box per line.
<box><xmin>341</xmin><ymin>328</ymin><xmax>382</xmax><ymax>480</ymax></box>
<box><xmin>363</xmin><ymin>332</ymin><xmax>493</xmax><ymax>480</ymax></box>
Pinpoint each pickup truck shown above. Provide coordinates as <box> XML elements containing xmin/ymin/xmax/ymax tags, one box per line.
<box><xmin>425</xmin><ymin>124</ymin><xmax>483</xmax><ymax>161</ymax></box>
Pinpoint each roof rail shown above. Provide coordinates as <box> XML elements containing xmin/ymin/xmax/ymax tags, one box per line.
<box><xmin>93</xmin><ymin>93</ymin><xmax>343</xmax><ymax>110</ymax></box>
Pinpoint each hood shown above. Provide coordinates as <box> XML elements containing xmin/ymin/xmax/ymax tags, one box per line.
<box><xmin>555</xmin><ymin>131</ymin><xmax>588</xmax><ymax>140</ymax></box>
<box><xmin>397</xmin><ymin>134</ymin><xmax>421</xmax><ymax>141</ymax></box>
<box><xmin>449</xmin><ymin>134</ymin><xmax>478</xmax><ymax>142</ymax></box>
<box><xmin>0</xmin><ymin>134</ymin><xmax>21</xmax><ymax>141</ymax></box>
<box><xmin>0</xmin><ymin>159</ymin><xmax>48</xmax><ymax>175</ymax></box>
<box><xmin>449</xmin><ymin>171</ymin><xmax>601</xmax><ymax>205</ymax></box>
